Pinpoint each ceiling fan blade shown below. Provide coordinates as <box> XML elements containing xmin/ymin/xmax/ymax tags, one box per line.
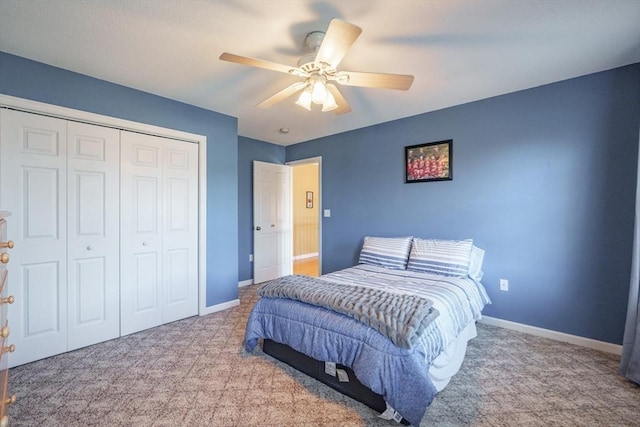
<box><xmin>331</xmin><ymin>71</ymin><xmax>414</xmax><ymax>90</ymax></box>
<box><xmin>326</xmin><ymin>84</ymin><xmax>351</xmax><ymax>115</ymax></box>
<box><xmin>314</xmin><ymin>19</ymin><xmax>362</xmax><ymax>69</ymax></box>
<box><xmin>256</xmin><ymin>82</ymin><xmax>308</xmax><ymax>109</ymax></box>
<box><xmin>219</xmin><ymin>52</ymin><xmax>307</xmax><ymax>76</ymax></box>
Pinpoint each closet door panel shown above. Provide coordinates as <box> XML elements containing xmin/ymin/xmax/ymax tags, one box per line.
<box><xmin>163</xmin><ymin>140</ymin><xmax>198</xmax><ymax>323</ymax></box>
<box><xmin>74</xmin><ymin>257</ymin><xmax>107</xmax><ymax>319</ymax></box>
<box><xmin>133</xmin><ymin>252</ymin><xmax>160</xmax><ymax>309</ymax></box>
<box><xmin>166</xmin><ymin>248</ymin><xmax>189</xmax><ymax>302</ymax></box>
<box><xmin>120</xmin><ymin>131</ymin><xmax>163</xmax><ymax>336</ymax></box>
<box><xmin>23</xmin><ymin>262</ymin><xmax>62</xmax><ymax>335</ymax></box>
<box><xmin>0</xmin><ymin>110</ymin><xmax>68</xmax><ymax>367</ymax></box>
<box><xmin>67</xmin><ymin>122</ymin><xmax>120</xmax><ymax>351</ymax></box>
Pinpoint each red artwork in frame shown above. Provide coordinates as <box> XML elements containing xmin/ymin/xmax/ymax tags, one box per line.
<box><xmin>405</xmin><ymin>139</ymin><xmax>452</xmax><ymax>183</ymax></box>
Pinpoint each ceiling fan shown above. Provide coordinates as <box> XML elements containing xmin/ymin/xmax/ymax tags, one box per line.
<box><xmin>219</xmin><ymin>18</ymin><xmax>414</xmax><ymax>114</ymax></box>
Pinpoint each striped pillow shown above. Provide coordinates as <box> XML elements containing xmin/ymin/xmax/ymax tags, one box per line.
<box><xmin>407</xmin><ymin>238</ymin><xmax>474</xmax><ymax>277</ymax></box>
<box><xmin>358</xmin><ymin>236</ymin><xmax>413</xmax><ymax>270</ymax></box>
<box><xmin>468</xmin><ymin>245</ymin><xmax>485</xmax><ymax>281</ymax></box>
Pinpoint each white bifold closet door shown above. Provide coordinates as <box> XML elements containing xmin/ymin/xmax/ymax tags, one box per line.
<box><xmin>120</xmin><ymin>131</ymin><xmax>198</xmax><ymax>336</ymax></box>
<box><xmin>67</xmin><ymin>121</ymin><xmax>120</xmax><ymax>351</ymax></box>
<box><xmin>0</xmin><ymin>109</ymin><xmax>120</xmax><ymax>366</ymax></box>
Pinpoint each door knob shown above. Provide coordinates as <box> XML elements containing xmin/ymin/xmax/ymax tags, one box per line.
<box><xmin>256</xmin><ymin>226</ymin><xmax>261</xmax><ymax>231</ymax></box>
<box><xmin>0</xmin><ymin>253</ymin><xmax>8</xmax><ymax>264</ymax></box>
<box><xmin>0</xmin><ymin>240</ymin><xmax>13</xmax><ymax>249</ymax></box>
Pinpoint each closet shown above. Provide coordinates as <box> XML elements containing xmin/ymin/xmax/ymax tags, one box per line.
<box><xmin>0</xmin><ymin>107</ymin><xmax>199</xmax><ymax>367</ymax></box>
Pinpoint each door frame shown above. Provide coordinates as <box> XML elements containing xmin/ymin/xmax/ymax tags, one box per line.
<box><xmin>0</xmin><ymin>95</ymin><xmax>209</xmax><ymax>316</ymax></box>
<box><xmin>287</xmin><ymin>156</ymin><xmax>322</xmax><ymax>276</ymax></box>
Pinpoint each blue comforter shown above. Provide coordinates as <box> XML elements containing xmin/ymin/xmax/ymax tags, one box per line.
<box><xmin>257</xmin><ymin>274</ymin><xmax>439</xmax><ymax>349</ymax></box>
<box><xmin>244</xmin><ymin>264</ymin><xmax>491</xmax><ymax>426</ymax></box>
<box><xmin>244</xmin><ymin>296</ymin><xmax>438</xmax><ymax>426</ymax></box>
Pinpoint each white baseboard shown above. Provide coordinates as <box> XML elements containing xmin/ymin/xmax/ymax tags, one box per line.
<box><xmin>238</xmin><ymin>279</ymin><xmax>254</xmax><ymax>288</ymax></box>
<box><xmin>199</xmin><ymin>299</ymin><xmax>239</xmax><ymax>316</ymax></box>
<box><xmin>479</xmin><ymin>316</ymin><xmax>622</xmax><ymax>355</ymax></box>
<box><xmin>293</xmin><ymin>252</ymin><xmax>319</xmax><ymax>260</ymax></box>
<box><xmin>199</xmin><ymin>298</ymin><xmax>622</xmax><ymax>354</ymax></box>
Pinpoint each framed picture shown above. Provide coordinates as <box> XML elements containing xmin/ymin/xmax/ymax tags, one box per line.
<box><xmin>306</xmin><ymin>191</ymin><xmax>313</xmax><ymax>208</ymax></box>
<box><xmin>405</xmin><ymin>139</ymin><xmax>452</xmax><ymax>183</ymax></box>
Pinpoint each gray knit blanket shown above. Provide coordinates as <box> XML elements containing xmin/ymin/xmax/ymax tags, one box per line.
<box><xmin>258</xmin><ymin>275</ymin><xmax>439</xmax><ymax>349</ymax></box>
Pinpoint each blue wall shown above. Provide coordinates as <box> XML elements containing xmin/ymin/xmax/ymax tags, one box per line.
<box><xmin>0</xmin><ymin>52</ymin><xmax>239</xmax><ymax>307</ymax></box>
<box><xmin>8</xmin><ymin>49</ymin><xmax>636</xmax><ymax>344</ymax></box>
<box><xmin>285</xmin><ymin>64</ymin><xmax>640</xmax><ymax>345</ymax></box>
<box><xmin>237</xmin><ymin>137</ymin><xmax>286</xmax><ymax>282</ymax></box>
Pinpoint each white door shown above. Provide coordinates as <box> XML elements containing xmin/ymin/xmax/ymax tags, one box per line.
<box><xmin>0</xmin><ymin>109</ymin><xmax>68</xmax><ymax>366</ymax></box>
<box><xmin>253</xmin><ymin>161</ymin><xmax>292</xmax><ymax>283</ymax></box>
<box><xmin>67</xmin><ymin>121</ymin><xmax>120</xmax><ymax>350</ymax></box>
<box><xmin>120</xmin><ymin>131</ymin><xmax>164</xmax><ymax>335</ymax></box>
<box><xmin>120</xmin><ymin>131</ymin><xmax>198</xmax><ymax>335</ymax></box>
<box><xmin>162</xmin><ymin>138</ymin><xmax>198</xmax><ymax>323</ymax></box>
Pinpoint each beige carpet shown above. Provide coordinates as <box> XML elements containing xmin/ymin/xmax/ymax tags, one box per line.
<box><xmin>8</xmin><ymin>284</ymin><xmax>640</xmax><ymax>426</ymax></box>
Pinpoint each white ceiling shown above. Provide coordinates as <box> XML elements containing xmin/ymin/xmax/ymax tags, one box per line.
<box><xmin>1</xmin><ymin>0</ymin><xmax>639</xmax><ymax>146</ymax></box>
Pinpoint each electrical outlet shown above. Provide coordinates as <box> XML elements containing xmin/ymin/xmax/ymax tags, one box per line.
<box><xmin>249</xmin><ymin>254</ymin><xmax>253</xmax><ymax>262</ymax></box>
<box><xmin>499</xmin><ymin>279</ymin><xmax>509</xmax><ymax>292</ymax></box>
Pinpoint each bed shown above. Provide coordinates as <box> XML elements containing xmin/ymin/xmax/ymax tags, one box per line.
<box><xmin>244</xmin><ymin>236</ymin><xmax>491</xmax><ymax>426</ymax></box>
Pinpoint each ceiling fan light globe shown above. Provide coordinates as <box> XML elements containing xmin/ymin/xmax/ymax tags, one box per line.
<box><xmin>322</xmin><ymin>91</ymin><xmax>338</xmax><ymax>112</ymax></box>
<box><xmin>311</xmin><ymin>81</ymin><xmax>328</xmax><ymax>105</ymax></box>
<box><xmin>295</xmin><ymin>89</ymin><xmax>312</xmax><ymax>110</ymax></box>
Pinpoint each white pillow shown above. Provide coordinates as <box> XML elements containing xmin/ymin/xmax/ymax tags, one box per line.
<box><xmin>468</xmin><ymin>245</ymin><xmax>485</xmax><ymax>281</ymax></box>
<box><xmin>407</xmin><ymin>238</ymin><xmax>474</xmax><ymax>277</ymax></box>
<box><xmin>358</xmin><ymin>236</ymin><xmax>413</xmax><ymax>270</ymax></box>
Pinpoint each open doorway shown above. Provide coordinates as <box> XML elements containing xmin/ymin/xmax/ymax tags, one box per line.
<box><xmin>289</xmin><ymin>158</ymin><xmax>321</xmax><ymax>277</ymax></box>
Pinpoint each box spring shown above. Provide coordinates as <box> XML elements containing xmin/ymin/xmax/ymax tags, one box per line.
<box><xmin>263</xmin><ymin>339</ymin><xmax>409</xmax><ymax>425</ymax></box>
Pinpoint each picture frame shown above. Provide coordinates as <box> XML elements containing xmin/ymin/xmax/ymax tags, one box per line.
<box><xmin>306</xmin><ymin>191</ymin><xmax>313</xmax><ymax>208</ymax></box>
<box><xmin>405</xmin><ymin>139</ymin><xmax>452</xmax><ymax>183</ymax></box>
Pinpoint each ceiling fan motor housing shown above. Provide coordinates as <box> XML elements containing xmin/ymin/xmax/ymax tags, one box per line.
<box><xmin>297</xmin><ymin>30</ymin><xmax>325</xmax><ymax>67</ymax></box>
<box><xmin>303</xmin><ymin>31</ymin><xmax>325</xmax><ymax>52</ymax></box>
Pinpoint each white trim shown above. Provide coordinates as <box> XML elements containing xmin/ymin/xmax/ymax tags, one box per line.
<box><xmin>286</xmin><ymin>156</ymin><xmax>323</xmax><ymax>166</ymax></box>
<box><xmin>286</xmin><ymin>156</ymin><xmax>322</xmax><ymax>275</ymax></box>
<box><xmin>479</xmin><ymin>316</ymin><xmax>622</xmax><ymax>355</ymax></box>
<box><xmin>0</xmin><ymin>95</ymin><xmax>202</xmax><ymax>142</ymax></box>
<box><xmin>197</xmin><ymin>128</ymin><xmax>208</xmax><ymax>316</ymax></box>
<box><xmin>238</xmin><ymin>279</ymin><xmax>254</xmax><ymax>288</ymax></box>
<box><xmin>293</xmin><ymin>252</ymin><xmax>319</xmax><ymax>260</ymax></box>
<box><xmin>0</xmin><ymin>95</ymin><xmax>210</xmax><ymax>317</ymax></box>
<box><xmin>199</xmin><ymin>299</ymin><xmax>240</xmax><ymax>316</ymax></box>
